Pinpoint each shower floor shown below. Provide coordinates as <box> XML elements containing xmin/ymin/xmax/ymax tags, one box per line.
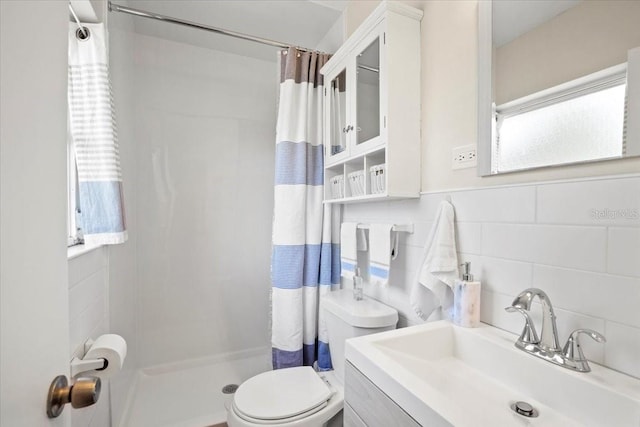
<box><xmin>122</xmin><ymin>348</ymin><xmax>272</xmax><ymax>427</ymax></box>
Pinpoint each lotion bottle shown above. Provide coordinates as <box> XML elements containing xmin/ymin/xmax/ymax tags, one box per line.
<box><xmin>452</xmin><ymin>262</ymin><xmax>481</xmax><ymax>327</ymax></box>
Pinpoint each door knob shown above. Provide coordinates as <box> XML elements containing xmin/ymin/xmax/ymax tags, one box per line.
<box><xmin>46</xmin><ymin>375</ymin><xmax>101</xmax><ymax>418</ymax></box>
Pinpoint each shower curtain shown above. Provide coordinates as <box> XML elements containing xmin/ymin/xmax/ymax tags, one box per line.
<box><xmin>271</xmin><ymin>48</ymin><xmax>341</xmax><ymax>370</ymax></box>
<box><xmin>68</xmin><ymin>23</ymin><xmax>127</xmax><ymax>245</ymax></box>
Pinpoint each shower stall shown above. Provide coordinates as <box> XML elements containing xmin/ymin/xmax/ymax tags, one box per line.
<box><xmin>105</xmin><ymin>2</ymin><xmax>343</xmax><ymax>425</ymax></box>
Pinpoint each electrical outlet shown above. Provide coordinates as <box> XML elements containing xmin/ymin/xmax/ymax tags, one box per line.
<box><xmin>452</xmin><ymin>144</ymin><xmax>477</xmax><ymax>170</ymax></box>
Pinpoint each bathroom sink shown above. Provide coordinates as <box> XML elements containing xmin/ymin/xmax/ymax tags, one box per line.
<box><xmin>345</xmin><ymin>321</ymin><xmax>640</xmax><ymax>426</ymax></box>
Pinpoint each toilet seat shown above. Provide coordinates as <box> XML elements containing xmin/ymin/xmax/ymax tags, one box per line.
<box><xmin>232</xmin><ymin>366</ymin><xmax>334</xmax><ymax>424</ymax></box>
<box><xmin>232</xmin><ymin>400</ymin><xmax>328</xmax><ymax>425</ymax></box>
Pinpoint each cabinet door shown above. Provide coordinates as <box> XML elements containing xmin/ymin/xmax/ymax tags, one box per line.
<box><xmin>325</xmin><ymin>67</ymin><xmax>350</xmax><ymax>165</ymax></box>
<box><xmin>352</xmin><ymin>22</ymin><xmax>384</xmax><ymax>155</ymax></box>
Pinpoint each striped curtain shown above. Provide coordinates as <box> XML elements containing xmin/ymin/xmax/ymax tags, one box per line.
<box><xmin>68</xmin><ymin>23</ymin><xmax>126</xmax><ymax>245</ymax></box>
<box><xmin>271</xmin><ymin>48</ymin><xmax>341</xmax><ymax>370</ymax></box>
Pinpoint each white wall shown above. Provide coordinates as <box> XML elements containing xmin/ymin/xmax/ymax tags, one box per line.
<box><xmin>68</xmin><ymin>249</ymin><xmax>111</xmax><ymax>427</ymax></box>
<box><xmin>133</xmin><ymin>33</ymin><xmax>277</xmax><ymax>367</ymax></box>
<box><xmin>344</xmin><ymin>175</ymin><xmax>640</xmax><ymax>378</ymax></box>
<box><xmin>495</xmin><ymin>1</ymin><xmax>640</xmax><ymax>104</ymax></box>
<box><xmin>316</xmin><ymin>13</ymin><xmax>345</xmax><ymax>53</ymax></box>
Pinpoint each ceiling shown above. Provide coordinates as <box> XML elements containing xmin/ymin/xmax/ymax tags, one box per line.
<box><xmin>114</xmin><ymin>0</ymin><xmax>346</xmax><ymax>61</ymax></box>
<box><xmin>492</xmin><ymin>0</ymin><xmax>582</xmax><ymax>47</ymax></box>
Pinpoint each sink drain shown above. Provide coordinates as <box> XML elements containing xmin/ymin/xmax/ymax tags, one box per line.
<box><xmin>222</xmin><ymin>384</ymin><xmax>239</xmax><ymax>394</ymax></box>
<box><xmin>511</xmin><ymin>401</ymin><xmax>539</xmax><ymax>418</ymax></box>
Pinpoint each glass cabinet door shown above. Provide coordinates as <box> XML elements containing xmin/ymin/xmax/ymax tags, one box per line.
<box><xmin>355</xmin><ymin>36</ymin><xmax>381</xmax><ymax>147</ymax></box>
<box><xmin>328</xmin><ymin>69</ymin><xmax>348</xmax><ymax>160</ymax></box>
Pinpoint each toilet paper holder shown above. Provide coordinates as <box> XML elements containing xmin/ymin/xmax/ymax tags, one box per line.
<box><xmin>70</xmin><ymin>339</ymin><xmax>107</xmax><ymax>377</ymax></box>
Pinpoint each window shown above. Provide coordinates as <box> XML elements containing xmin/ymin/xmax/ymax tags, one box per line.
<box><xmin>67</xmin><ymin>139</ymin><xmax>83</xmax><ymax>246</ymax></box>
<box><xmin>493</xmin><ymin>64</ymin><xmax>627</xmax><ymax>173</ymax></box>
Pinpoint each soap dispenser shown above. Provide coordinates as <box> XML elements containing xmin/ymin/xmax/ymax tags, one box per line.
<box><xmin>452</xmin><ymin>262</ymin><xmax>481</xmax><ymax>327</ymax></box>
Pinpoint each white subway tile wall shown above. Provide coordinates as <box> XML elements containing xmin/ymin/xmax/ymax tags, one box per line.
<box><xmin>607</xmin><ymin>227</ymin><xmax>640</xmax><ymax>277</ymax></box>
<box><xmin>68</xmin><ymin>247</ymin><xmax>111</xmax><ymax>427</ymax></box>
<box><xmin>344</xmin><ymin>175</ymin><xmax>640</xmax><ymax>379</ymax></box>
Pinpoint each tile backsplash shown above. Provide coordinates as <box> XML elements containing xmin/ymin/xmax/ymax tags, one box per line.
<box><xmin>344</xmin><ymin>175</ymin><xmax>640</xmax><ymax>379</ymax></box>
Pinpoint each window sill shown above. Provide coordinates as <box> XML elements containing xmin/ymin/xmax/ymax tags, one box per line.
<box><xmin>67</xmin><ymin>241</ymin><xmax>103</xmax><ymax>260</ymax></box>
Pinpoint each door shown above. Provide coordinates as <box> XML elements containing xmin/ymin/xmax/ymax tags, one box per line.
<box><xmin>351</xmin><ymin>22</ymin><xmax>384</xmax><ymax>156</ymax></box>
<box><xmin>1</xmin><ymin>1</ymin><xmax>71</xmax><ymax>426</ymax></box>
<box><xmin>325</xmin><ymin>66</ymin><xmax>351</xmax><ymax>165</ymax></box>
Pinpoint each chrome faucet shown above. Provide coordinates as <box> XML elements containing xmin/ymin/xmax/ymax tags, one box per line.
<box><xmin>510</xmin><ymin>288</ymin><xmax>560</xmax><ymax>351</ymax></box>
<box><xmin>505</xmin><ymin>288</ymin><xmax>606</xmax><ymax>373</ymax></box>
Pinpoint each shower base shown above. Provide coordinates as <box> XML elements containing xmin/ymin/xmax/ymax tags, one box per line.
<box><xmin>121</xmin><ymin>348</ymin><xmax>271</xmax><ymax>427</ymax></box>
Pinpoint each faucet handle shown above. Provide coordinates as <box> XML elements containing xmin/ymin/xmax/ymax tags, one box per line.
<box><xmin>505</xmin><ymin>306</ymin><xmax>539</xmax><ymax>344</ymax></box>
<box><xmin>563</xmin><ymin>329</ymin><xmax>606</xmax><ymax>362</ymax></box>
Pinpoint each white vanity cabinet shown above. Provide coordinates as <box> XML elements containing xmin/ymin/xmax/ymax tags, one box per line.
<box><xmin>321</xmin><ymin>1</ymin><xmax>422</xmax><ymax>203</ymax></box>
<box><xmin>344</xmin><ymin>362</ymin><xmax>422</xmax><ymax>427</ymax></box>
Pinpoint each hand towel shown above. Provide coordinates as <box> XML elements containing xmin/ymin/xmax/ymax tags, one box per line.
<box><xmin>410</xmin><ymin>201</ymin><xmax>459</xmax><ymax>321</ymax></box>
<box><xmin>357</xmin><ymin>227</ymin><xmax>368</xmax><ymax>252</ymax></box>
<box><xmin>369</xmin><ymin>223</ymin><xmax>394</xmax><ymax>286</ymax></box>
<box><xmin>340</xmin><ymin>222</ymin><xmax>358</xmax><ymax>281</ymax></box>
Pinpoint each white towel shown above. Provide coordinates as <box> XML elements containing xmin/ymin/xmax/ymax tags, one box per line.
<box><xmin>369</xmin><ymin>224</ymin><xmax>395</xmax><ymax>286</ymax></box>
<box><xmin>356</xmin><ymin>228</ymin><xmax>368</xmax><ymax>252</ymax></box>
<box><xmin>410</xmin><ymin>201</ymin><xmax>459</xmax><ymax>321</ymax></box>
<box><xmin>340</xmin><ymin>222</ymin><xmax>358</xmax><ymax>281</ymax></box>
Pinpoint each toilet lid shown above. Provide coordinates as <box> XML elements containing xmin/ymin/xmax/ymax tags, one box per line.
<box><xmin>323</xmin><ymin>289</ymin><xmax>398</xmax><ymax>328</ymax></box>
<box><xmin>234</xmin><ymin>366</ymin><xmax>333</xmax><ymax>421</ymax></box>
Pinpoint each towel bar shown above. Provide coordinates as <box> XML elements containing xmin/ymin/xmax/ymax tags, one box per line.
<box><xmin>356</xmin><ymin>224</ymin><xmax>414</xmax><ymax>234</ymax></box>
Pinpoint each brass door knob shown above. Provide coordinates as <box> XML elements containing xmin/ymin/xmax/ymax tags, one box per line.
<box><xmin>71</xmin><ymin>377</ymin><xmax>102</xmax><ymax>408</ymax></box>
<box><xmin>47</xmin><ymin>375</ymin><xmax>101</xmax><ymax>418</ymax></box>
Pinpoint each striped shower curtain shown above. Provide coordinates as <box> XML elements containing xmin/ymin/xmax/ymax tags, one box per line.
<box><xmin>271</xmin><ymin>48</ymin><xmax>341</xmax><ymax>370</ymax></box>
<box><xmin>68</xmin><ymin>23</ymin><xmax>126</xmax><ymax>245</ymax></box>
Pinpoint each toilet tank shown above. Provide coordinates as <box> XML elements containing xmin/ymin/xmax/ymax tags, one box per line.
<box><xmin>322</xmin><ymin>289</ymin><xmax>398</xmax><ymax>383</ymax></box>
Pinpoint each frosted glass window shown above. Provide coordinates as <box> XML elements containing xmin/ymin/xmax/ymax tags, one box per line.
<box><xmin>495</xmin><ymin>84</ymin><xmax>625</xmax><ymax>172</ymax></box>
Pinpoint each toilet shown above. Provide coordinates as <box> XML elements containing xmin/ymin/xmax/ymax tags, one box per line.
<box><xmin>226</xmin><ymin>289</ymin><xmax>398</xmax><ymax>427</ymax></box>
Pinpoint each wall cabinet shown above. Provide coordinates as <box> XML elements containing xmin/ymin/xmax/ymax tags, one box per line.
<box><xmin>321</xmin><ymin>2</ymin><xmax>423</xmax><ymax>203</ymax></box>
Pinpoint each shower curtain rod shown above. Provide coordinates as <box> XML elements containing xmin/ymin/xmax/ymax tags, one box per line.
<box><xmin>107</xmin><ymin>1</ymin><xmax>318</xmax><ymax>53</ymax></box>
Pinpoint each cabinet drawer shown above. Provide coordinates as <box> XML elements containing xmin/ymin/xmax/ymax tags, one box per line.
<box><xmin>345</xmin><ymin>362</ymin><xmax>420</xmax><ymax>427</ymax></box>
<box><xmin>344</xmin><ymin>402</ymin><xmax>367</xmax><ymax>427</ymax></box>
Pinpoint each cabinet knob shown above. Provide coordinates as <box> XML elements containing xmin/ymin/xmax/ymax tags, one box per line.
<box><xmin>342</xmin><ymin>125</ymin><xmax>354</xmax><ymax>133</ymax></box>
